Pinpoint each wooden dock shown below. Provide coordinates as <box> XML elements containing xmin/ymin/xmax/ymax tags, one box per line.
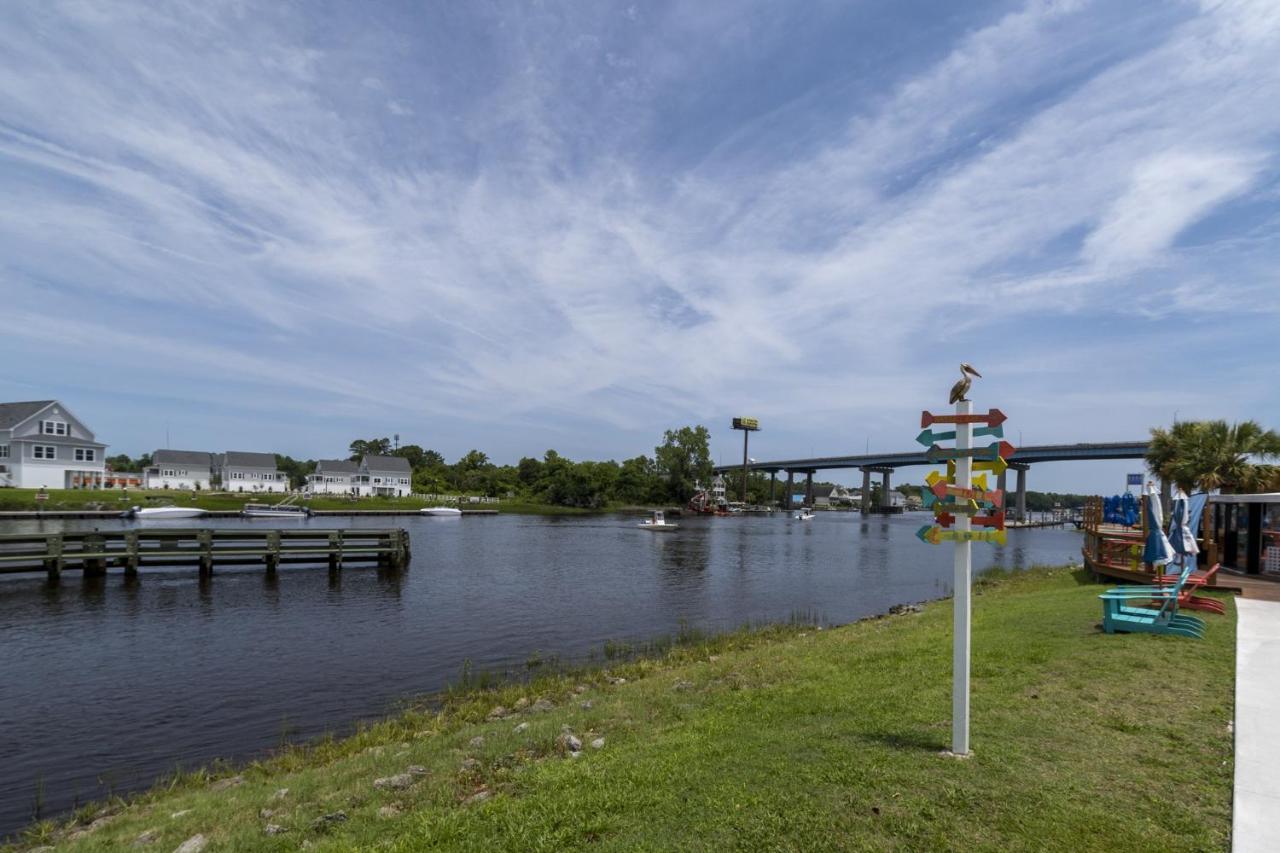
<box><xmin>0</xmin><ymin>528</ymin><xmax>411</xmax><ymax>582</ymax></box>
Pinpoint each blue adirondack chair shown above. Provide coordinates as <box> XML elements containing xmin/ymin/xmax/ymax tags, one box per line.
<box><xmin>1098</xmin><ymin>564</ymin><xmax>1206</xmax><ymax>639</ymax></box>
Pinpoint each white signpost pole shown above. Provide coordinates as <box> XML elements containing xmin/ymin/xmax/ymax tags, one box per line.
<box><xmin>952</xmin><ymin>399</ymin><xmax>973</xmax><ymax>756</ymax></box>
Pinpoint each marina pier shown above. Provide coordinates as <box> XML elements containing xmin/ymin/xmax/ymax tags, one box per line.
<box><xmin>0</xmin><ymin>527</ymin><xmax>411</xmax><ymax>582</ymax></box>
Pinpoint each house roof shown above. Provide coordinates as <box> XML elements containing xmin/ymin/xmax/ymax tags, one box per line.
<box><xmin>0</xmin><ymin>400</ymin><xmax>55</xmax><ymax>429</ymax></box>
<box><xmin>153</xmin><ymin>449</ymin><xmax>214</xmax><ymax>466</ymax></box>
<box><xmin>222</xmin><ymin>451</ymin><xmax>279</xmax><ymax>469</ymax></box>
<box><xmin>812</xmin><ymin>484</ymin><xmax>836</xmax><ymax>498</ymax></box>
<box><xmin>315</xmin><ymin>459</ymin><xmax>359</xmax><ymax>474</ymax></box>
<box><xmin>363</xmin><ymin>454</ymin><xmax>411</xmax><ymax>473</ymax></box>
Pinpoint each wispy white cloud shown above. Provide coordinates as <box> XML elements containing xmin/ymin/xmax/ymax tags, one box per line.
<box><xmin>0</xmin><ymin>0</ymin><xmax>1277</xmax><ymax>479</ymax></box>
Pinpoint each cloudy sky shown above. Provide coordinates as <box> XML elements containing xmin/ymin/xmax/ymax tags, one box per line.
<box><xmin>2</xmin><ymin>0</ymin><xmax>1278</xmax><ymax>491</ymax></box>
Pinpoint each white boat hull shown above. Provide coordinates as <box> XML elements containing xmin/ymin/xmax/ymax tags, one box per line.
<box><xmin>422</xmin><ymin>507</ymin><xmax>463</xmax><ymax>517</ymax></box>
<box><xmin>134</xmin><ymin>507</ymin><xmax>207</xmax><ymax>519</ymax></box>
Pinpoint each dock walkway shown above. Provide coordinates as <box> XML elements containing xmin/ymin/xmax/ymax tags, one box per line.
<box><xmin>0</xmin><ymin>527</ymin><xmax>410</xmax><ymax>582</ymax></box>
<box><xmin>1234</xmin><ymin>598</ymin><xmax>1280</xmax><ymax>851</ymax></box>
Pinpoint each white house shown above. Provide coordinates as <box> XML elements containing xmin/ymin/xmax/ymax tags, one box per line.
<box><xmin>0</xmin><ymin>400</ymin><xmax>107</xmax><ymax>489</ymax></box>
<box><xmin>352</xmin><ymin>455</ymin><xmax>412</xmax><ymax>497</ymax></box>
<box><xmin>217</xmin><ymin>451</ymin><xmax>287</xmax><ymax>493</ymax></box>
<box><xmin>307</xmin><ymin>459</ymin><xmax>359</xmax><ymax>495</ymax></box>
<box><xmin>143</xmin><ymin>449</ymin><xmax>214</xmax><ymax>490</ymax></box>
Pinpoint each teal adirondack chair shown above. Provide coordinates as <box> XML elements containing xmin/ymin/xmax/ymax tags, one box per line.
<box><xmin>1098</xmin><ymin>564</ymin><xmax>1206</xmax><ymax>639</ymax></box>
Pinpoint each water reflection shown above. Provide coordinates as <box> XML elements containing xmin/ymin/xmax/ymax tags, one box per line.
<box><xmin>0</xmin><ymin>512</ymin><xmax>1082</xmax><ymax>835</ymax></box>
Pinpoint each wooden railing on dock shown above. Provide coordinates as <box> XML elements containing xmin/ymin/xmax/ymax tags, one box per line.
<box><xmin>0</xmin><ymin>528</ymin><xmax>410</xmax><ymax>582</ymax></box>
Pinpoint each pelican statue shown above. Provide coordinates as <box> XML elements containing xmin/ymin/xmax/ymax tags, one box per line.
<box><xmin>949</xmin><ymin>363</ymin><xmax>982</xmax><ymax>404</ymax></box>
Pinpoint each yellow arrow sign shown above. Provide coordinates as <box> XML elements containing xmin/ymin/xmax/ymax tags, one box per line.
<box><xmin>927</xmin><ymin>470</ymin><xmax>987</xmax><ymax>490</ymax></box>
<box><xmin>947</xmin><ymin>457</ymin><xmax>1009</xmax><ymax>477</ymax></box>
<box><xmin>916</xmin><ymin>525</ymin><xmax>1007</xmax><ymax>546</ymax></box>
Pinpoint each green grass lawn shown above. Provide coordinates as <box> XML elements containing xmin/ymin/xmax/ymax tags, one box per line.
<box><xmin>10</xmin><ymin>566</ymin><xmax>1235</xmax><ymax>851</ymax></box>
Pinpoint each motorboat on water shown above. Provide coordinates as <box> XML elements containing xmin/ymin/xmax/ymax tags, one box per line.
<box><xmin>638</xmin><ymin>510</ymin><xmax>679</xmax><ymax>531</ymax></box>
<box><xmin>422</xmin><ymin>507</ymin><xmax>463</xmax><ymax>517</ymax></box>
<box><xmin>129</xmin><ymin>505</ymin><xmax>207</xmax><ymax>520</ymax></box>
<box><xmin>794</xmin><ymin>508</ymin><xmax>815</xmax><ymax>521</ymax></box>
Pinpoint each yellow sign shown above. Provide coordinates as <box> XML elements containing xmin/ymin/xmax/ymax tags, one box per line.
<box><xmin>732</xmin><ymin>417</ymin><xmax>760</xmax><ymax>431</ymax></box>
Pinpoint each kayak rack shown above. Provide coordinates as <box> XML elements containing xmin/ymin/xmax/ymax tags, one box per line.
<box><xmin>0</xmin><ymin>528</ymin><xmax>411</xmax><ymax>582</ymax></box>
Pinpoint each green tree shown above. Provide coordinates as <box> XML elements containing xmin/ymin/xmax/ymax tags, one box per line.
<box><xmin>393</xmin><ymin>444</ymin><xmax>427</xmax><ymax>470</ymax></box>
<box><xmin>275</xmin><ymin>455</ymin><xmax>316</xmax><ymax>490</ymax></box>
<box><xmin>654</xmin><ymin>426</ymin><xmax>713</xmax><ymax>504</ymax></box>
<box><xmin>348</xmin><ymin>438</ymin><xmax>393</xmax><ymax>460</ymax></box>
<box><xmin>616</xmin><ymin>455</ymin><xmax>660</xmax><ymax>504</ymax></box>
<box><xmin>1147</xmin><ymin>419</ymin><xmax>1280</xmax><ymax>493</ymax></box>
<box><xmin>106</xmin><ymin>453</ymin><xmax>139</xmax><ymax>472</ymax></box>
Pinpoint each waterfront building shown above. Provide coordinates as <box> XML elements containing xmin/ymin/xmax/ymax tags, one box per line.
<box><xmin>103</xmin><ymin>468</ymin><xmax>143</xmax><ymax>489</ymax></box>
<box><xmin>307</xmin><ymin>459</ymin><xmax>360</xmax><ymax>495</ymax></box>
<box><xmin>353</xmin><ymin>455</ymin><xmax>412</xmax><ymax>497</ymax></box>
<box><xmin>216</xmin><ymin>451</ymin><xmax>287</xmax><ymax>493</ymax></box>
<box><xmin>143</xmin><ymin>450</ymin><xmax>214</xmax><ymax>490</ymax></box>
<box><xmin>0</xmin><ymin>400</ymin><xmax>108</xmax><ymax>489</ymax></box>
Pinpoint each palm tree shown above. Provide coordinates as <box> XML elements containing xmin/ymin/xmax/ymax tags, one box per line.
<box><xmin>1147</xmin><ymin>420</ymin><xmax>1280</xmax><ymax>493</ymax></box>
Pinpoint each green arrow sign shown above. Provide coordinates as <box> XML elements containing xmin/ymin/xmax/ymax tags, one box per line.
<box><xmin>916</xmin><ymin>425</ymin><xmax>1005</xmax><ymax>446</ymax></box>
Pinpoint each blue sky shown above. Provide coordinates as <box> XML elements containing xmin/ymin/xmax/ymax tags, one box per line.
<box><xmin>2</xmin><ymin>0</ymin><xmax>1278</xmax><ymax>492</ymax></box>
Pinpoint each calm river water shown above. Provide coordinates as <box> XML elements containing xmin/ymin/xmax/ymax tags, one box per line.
<box><xmin>0</xmin><ymin>511</ymin><xmax>1082</xmax><ymax>834</ymax></box>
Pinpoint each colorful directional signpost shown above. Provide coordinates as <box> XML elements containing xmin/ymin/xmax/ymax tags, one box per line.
<box><xmin>915</xmin><ymin>388</ymin><xmax>1016</xmax><ymax>757</ymax></box>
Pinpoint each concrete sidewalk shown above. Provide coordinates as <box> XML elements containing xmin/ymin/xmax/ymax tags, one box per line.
<box><xmin>1234</xmin><ymin>598</ymin><xmax>1280</xmax><ymax>851</ymax></box>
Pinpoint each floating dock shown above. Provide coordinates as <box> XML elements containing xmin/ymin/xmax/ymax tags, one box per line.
<box><xmin>0</xmin><ymin>528</ymin><xmax>410</xmax><ymax>582</ymax></box>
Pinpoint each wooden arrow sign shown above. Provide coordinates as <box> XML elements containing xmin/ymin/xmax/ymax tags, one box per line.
<box><xmin>916</xmin><ymin>525</ymin><xmax>1007</xmax><ymax>545</ymax></box>
<box><xmin>917</xmin><ymin>425</ymin><xmax>1005</xmax><ymax>446</ymax></box>
<box><xmin>921</xmin><ymin>408</ymin><xmax>1007</xmax><ymax>429</ymax></box>
<box><xmin>926</xmin><ymin>441</ymin><xmax>1016</xmax><ymax>463</ymax></box>
<box><xmin>931</xmin><ymin>482</ymin><xmax>1004</xmax><ymax>507</ymax></box>
<box><xmin>927</xmin><ymin>470</ymin><xmax>986</xmax><ymax>490</ymax></box>
<box><xmin>948</xmin><ymin>457</ymin><xmax>1010</xmax><ymax>477</ymax></box>
<box><xmin>973</xmin><ymin>509</ymin><xmax>1006</xmax><ymax>530</ymax></box>
<box><xmin>931</xmin><ymin>499</ymin><xmax>979</xmax><ymax>516</ymax></box>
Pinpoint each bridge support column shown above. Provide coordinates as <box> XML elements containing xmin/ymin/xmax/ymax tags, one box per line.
<box><xmin>785</xmin><ymin>471</ymin><xmax>794</xmax><ymax>510</ymax></box>
<box><xmin>860</xmin><ymin>469</ymin><xmax>872</xmax><ymax>515</ymax></box>
<box><xmin>880</xmin><ymin>470</ymin><xmax>892</xmax><ymax>510</ymax></box>
<box><xmin>1015</xmin><ymin>466</ymin><xmax>1027</xmax><ymax>522</ymax></box>
<box><xmin>769</xmin><ymin>471</ymin><xmax>777</xmax><ymax>505</ymax></box>
<box><xmin>804</xmin><ymin>471</ymin><xmax>814</xmax><ymax>507</ymax></box>
<box><xmin>997</xmin><ymin>469</ymin><xmax>1007</xmax><ymax>497</ymax></box>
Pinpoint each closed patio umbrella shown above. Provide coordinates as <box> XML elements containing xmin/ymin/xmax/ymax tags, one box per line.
<box><xmin>1166</xmin><ymin>486</ymin><xmax>1200</xmax><ymax>566</ymax></box>
<box><xmin>1142</xmin><ymin>482</ymin><xmax>1173</xmax><ymax>567</ymax></box>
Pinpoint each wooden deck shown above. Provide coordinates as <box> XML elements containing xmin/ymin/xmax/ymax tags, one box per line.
<box><xmin>0</xmin><ymin>527</ymin><xmax>411</xmax><ymax>582</ymax></box>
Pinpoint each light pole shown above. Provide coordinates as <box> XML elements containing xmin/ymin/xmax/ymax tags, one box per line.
<box><xmin>731</xmin><ymin>418</ymin><xmax>760</xmax><ymax>504</ymax></box>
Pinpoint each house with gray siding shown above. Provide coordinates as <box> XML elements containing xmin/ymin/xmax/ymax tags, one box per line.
<box><xmin>216</xmin><ymin>451</ymin><xmax>287</xmax><ymax>493</ymax></box>
<box><xmin>352</xmin><ymin>455</ymin><xmax>412</xmax><ymax>497</ymax></box>
<box><xmin>0</xmin><ymin>400</ymin><xmax>107</xmax><ymax>489</ymax></box>
<box><xmin>143</xmin><ymin>450</ymin><xmax>214</xmax><ymax>490</ymax></box>
<box><xmin>306</xmin><ymin>459</ymin><xmax>359</xmax><ymax>495</ymax></box>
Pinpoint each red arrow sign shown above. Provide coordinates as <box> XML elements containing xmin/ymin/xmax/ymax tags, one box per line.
<box><xmin>938</xmin><ymin>509</ymin><xmax>1005</xmax><ymax>530</ymax></box>
<box><xmin>920</xmin><ymin>408</ymin><xmax>1007</xmax><ymax>428</ymax></box>
<box><xmin>930</xmin><ymin>482</ymin><xmax>1005</xmax><ymax>508</ymax></box>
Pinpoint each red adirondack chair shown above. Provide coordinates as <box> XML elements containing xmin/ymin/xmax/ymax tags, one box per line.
<box><xmin>1154</xmin><ymin>563</ymin><xmax>1224</xmax><ymax>614</ymax></box>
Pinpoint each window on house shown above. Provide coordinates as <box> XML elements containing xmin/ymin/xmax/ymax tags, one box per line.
<box><xmin>163</xmin><ymin>469</ymin><xmax>175</xmax><ymax>476</ymax></box>
<box><xmin>373</xmin><ymin>477</ymin><xmax>382</xmax><ymax>484</ymax></box>
<box><xmin>74</xmin><ymin>448</ymin><xmax>97</xmax><ymax>462</ymax></box>
<box><xmin>0</xmin><ymin>445</ymin><xmax>8</xmax><ymax>458</ymax></box>
<box><xmin>41</xmin><ymin>421</ymin><xmax>68</xmax><ymax>436</ymax></box>
<box><xmin>34</xmin><ymin>445</ymin><xmax>57</xmax><ymax>459</ymax></box>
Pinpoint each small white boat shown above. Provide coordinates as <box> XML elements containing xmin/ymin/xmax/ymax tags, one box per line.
<box><xmin>638</xmin><ymin>510</ymin><xmax>679</xmax><ymax>531</ymax></box>
<box><xmin>422</xmin><ymin>507</ymin><xmax>463</xmax><ymax>517</ymax></box>
<box><xmin>242</xmin><ymin>502</ymin><xmax>310</xmax><ymax>518</ymax></box>
<box><xmin>794</xmin><ymin>508</ymin><xmax>815</xmax><ymax>521</ymax></box>
<box><xmin>131</xmin><ymin>505</ymin><xmax>207</xmax><ymax>520</ymax></box>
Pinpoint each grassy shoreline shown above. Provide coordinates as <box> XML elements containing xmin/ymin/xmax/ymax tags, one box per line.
<box><xmin>7</xmin><ymin>565</ymin><xmax>1235</xmax><ymax>851</ymax></box>
<box><xmin>0</xmin><ymin>488</ymin><xmax>608</xmax><ymax>516</ymax></box>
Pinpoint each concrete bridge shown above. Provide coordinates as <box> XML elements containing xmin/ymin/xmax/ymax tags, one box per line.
<box><xmin>713</xmin><ymin>441</ymin><xmax>1150</xmax><ymax>518</ymax></box>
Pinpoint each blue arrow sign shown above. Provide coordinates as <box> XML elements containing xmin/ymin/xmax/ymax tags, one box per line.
<box><xmin>916</xmin><ymin>426</ymin><xmax>1005</xmax><ymax>446</ymax></box>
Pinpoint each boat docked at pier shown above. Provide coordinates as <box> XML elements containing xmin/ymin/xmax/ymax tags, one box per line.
<box><xmin>129</xmin><ymin>505</ymin><xmax>207</xmax><ymax>520</ymax></box>
<box><xmin>422</xmin><ymin>507</ymin><xmax>463</xmax><ymax>517</ymax></box>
